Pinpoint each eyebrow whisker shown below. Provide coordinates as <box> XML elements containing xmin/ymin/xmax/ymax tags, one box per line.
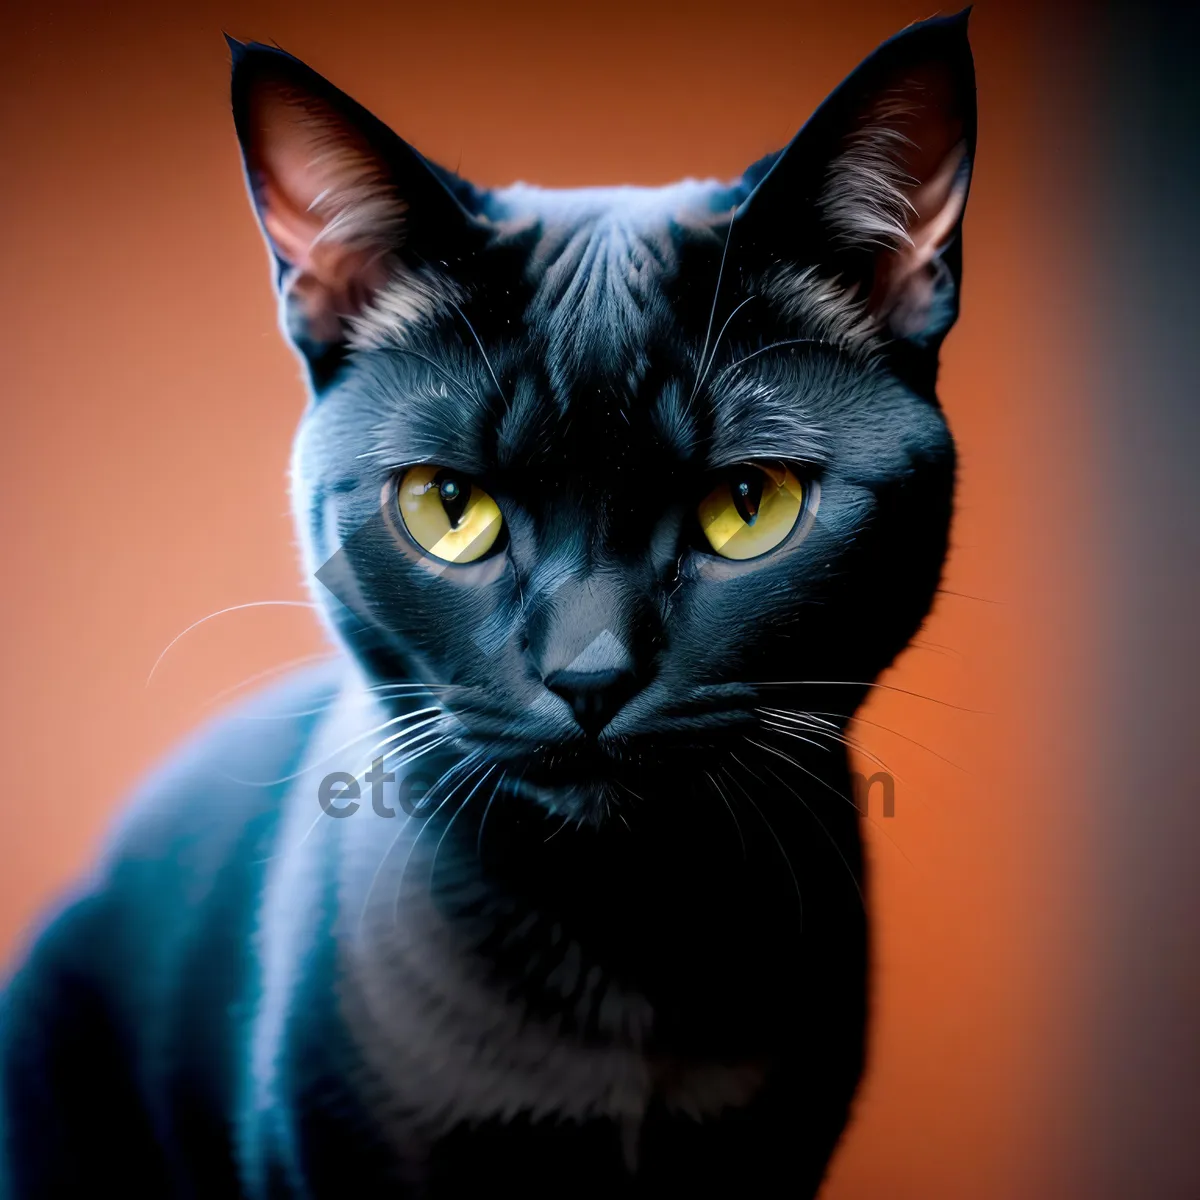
<box><xmin>707</xmin><ymin>338</ymin><xmax>831</xmax><ymax>395</ymax></box>
<box><xmin>449</xmin><ymin>300</ymin><xmax>509</xmax><ymax>407</ymax></box>
<box><xmin>690</xmin><ymin>204</ymin><xmax>740</xmax><ymax>404</ymax></box>
<box><xmin>693</xmin><ymin>294</ymin><xmax>757</xmax><ymax>402</ymax></box>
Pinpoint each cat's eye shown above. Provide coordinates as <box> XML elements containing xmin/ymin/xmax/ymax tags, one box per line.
<box><xmin>397</xmin><ymin>465</ymin><xmax>504</xmax><ymax>564</ymax></box>
<box><xmin>697</xmin><ymin>462</ymin><xmax>805</xmax><ymax>560</ymax></box>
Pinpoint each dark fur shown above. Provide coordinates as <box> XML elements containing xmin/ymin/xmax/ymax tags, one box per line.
<box><xmin>0</xmin><ymin>13</ymin><xmax>975</xmax><ymax>1197</ymax></box>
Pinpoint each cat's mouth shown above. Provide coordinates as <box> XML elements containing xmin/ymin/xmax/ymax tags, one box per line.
<box><xmin>510</xmin><ymin>741</ymin><xmax>621</xmax><ymax>791</ymax></box>
<box><xmin>485</xmin><ymin>723</ymin><xmax>755</xmax><ymax>823</ymax></box>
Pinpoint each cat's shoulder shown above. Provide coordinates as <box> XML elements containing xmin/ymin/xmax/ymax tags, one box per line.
<box><xmin>0</xmin><ymin>662</ymin><xmax>353</xmax><ymax>1191</ymax></box>
<box><xmin>103</xmin><ymin>658</ymin><xmax>346</xmax><ymax>871</ymax></box>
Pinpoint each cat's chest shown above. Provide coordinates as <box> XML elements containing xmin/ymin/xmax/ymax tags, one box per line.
<box><xmin>257</xmin><ymin>688</ymin><xmax>772</xmax><ymax>1159</ymax></box>
<box><xmin>337</xmin><ymin>888</ymin><xmax>769</xmax><ymax>1154</ymax></box>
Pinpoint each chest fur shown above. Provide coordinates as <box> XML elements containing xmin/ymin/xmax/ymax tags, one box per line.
<box><xmin>338</xmin><ymin>891</ymin><xmax>769</xmax><ymax>1149</ymax></box>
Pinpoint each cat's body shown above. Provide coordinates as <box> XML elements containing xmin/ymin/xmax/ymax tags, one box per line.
<box><xmin>0</xmin><ymin>661</ymin><xmax>862</xmax><ymax>1196</ymax></box>
<box><xmin>0</xmin><ymin>14</ymin><xmax>975</xmax><ymax>1197</ymax></box>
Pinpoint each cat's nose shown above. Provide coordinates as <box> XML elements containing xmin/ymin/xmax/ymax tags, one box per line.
<box><xmin>545</xmin><ymin>668</ymin><xmax>639</xmax><ymax>738</ymax></box>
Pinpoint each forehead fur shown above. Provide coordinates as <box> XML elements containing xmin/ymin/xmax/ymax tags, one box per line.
<box><xmin>491</xmin><ymin>183</ymin><xmax>724</xmax><ymax>391</ymax></box>
<box><xmin>345</xmin><ymin>177</ymin><xmax>885</xmax><ymax>390</ymax></box>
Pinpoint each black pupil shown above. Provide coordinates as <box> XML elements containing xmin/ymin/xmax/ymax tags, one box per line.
<box><xmin>434</xmin><ymin>471</ymin><xmax>471</xmax><ymax>528</ymax></box>
<box><xmin>731</xmin><ymin>469</ymin><xmax>764</xmax><ymax>525</ymax></box>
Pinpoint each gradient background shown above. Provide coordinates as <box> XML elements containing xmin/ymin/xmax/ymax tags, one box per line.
<box><xmin>1</xmin><ymin>2</ymin><xmax>1195</xmax><ymax>1197</ymax></box>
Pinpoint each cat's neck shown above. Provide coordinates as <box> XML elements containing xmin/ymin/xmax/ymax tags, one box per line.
<box><xmin>325</xmin><ymin>677</ymin><xmax>864</xmax><ymax>1058</ymax></box>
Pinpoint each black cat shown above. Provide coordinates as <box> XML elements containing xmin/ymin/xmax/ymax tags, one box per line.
<box><xmin>0</xmin><ymin>12</ymin><xmax>975</xmax><ymax>1197</ymax></box>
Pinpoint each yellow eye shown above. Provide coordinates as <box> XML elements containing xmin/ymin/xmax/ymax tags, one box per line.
<box><xmin>698</xmin><ymin>462</ymin><xmax>805</xmax><ymax>560</ymax></box>
<box><xmin>397</xmin><ymin>465</ymin><xmax>504</xmax><ymax>564</ymax></box>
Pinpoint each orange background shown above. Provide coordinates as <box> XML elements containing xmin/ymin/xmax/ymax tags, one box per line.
<box><xmin>0</xmin><ymin>3</ymin><xmax>1100</xmax><ymax>1196</ymax></box>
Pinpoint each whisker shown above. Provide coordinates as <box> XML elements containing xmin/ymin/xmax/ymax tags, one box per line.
<box><xmin>391</xmin><ymin>764</ymin><xmax>485</xmax><ymax>926</ymax></box>
<box><xmin>706</xmin><ymin>338</ymin><xmax>830</xmax><ymax>395</ymax></box>
<box><xmin>807</xmin><ymin>709</ymin><xmax>967</xmax><ymax>773</ymax></box>
<box><xmin>936</xmin><ymin>587</ymin><xmax>1000</xmax><ymax>605</ymax></box>
<box><xmin>201</xmin><ymin>652</ymin><xmax>337</xmax><ymax>713</ymax></box>
<box><xmin>432</xmin><ymin>763</ymin><xmax>496</xmax><ymax>868</ymax></box>
<box><xmin>146</xmin><ymin>600</ymin><xmax>319</xmax><ymax>686</ymax></box>
<box><xmin>707</xmin><ymin>769</ymin><xmax>746</xmax><ymax>858</ymax></box>
<box><xmin>759</xmin><ymin>721</ymin><xmax>915</xmax><ymax>806</ymax></box>
<box><xmin>478</xmin><ymin>761</ymin><xmax>531</xmax><ymax>857</ymax></box>
<box><xmin>720</xmin><ymin>754</ymin><xmax>803</xmax><ymax>927</ymax></box>
<box><xmin>610</xmin><ymin>781</ymin><xmax>649</xmax><ymax>833</ymax></box>
<box><xmin>691</xmin><ymin>204</ymin><xmax>739</xmax><ymax>402</ymax></box>
<box><xmin>249</xmin><ymin>734</ymin><xmax>456</xmax><ymax>867</ymax></box>
<box><xmin>431</xmin><ymin>763</ymin><xmax>498</xmax><ymax>877</ymax></box>
<box><xmin>333</xmin><ymin>727</ymin><xmax>453</xmax><ymax>801</ymax></box>
<box><xmin>448</xmin><ymin>301</ymin><xmax>507</xmax><ymax>406</ymax></box>
<box><xmin>693</xmin><ymin>294</ymin><xmax>756</xmax><ymax>402</ymax></box>
<box><xmin>224</xmin><ymin>707</ymin><xmax>446</xmax><ymax>788</ymax></box>
<box><xmin>376</xmin><ymin>734</ymin><xmax>454</xmax><ymax>779</ymax></box>
<box><xmin>476</xmin><ymin>768</ymin><xmax>510</xmax><ymax>860</ymax></box>
<box><xmin>748</xmin><ymin>679</ymin><xmax>990</xmax><ymax>714</ymax></box>
<box><xmin>757</xmin><ymin>710</ymin><xmax>943</xmax><ymax>816</ymax></box>
<box><xmin>758</xmin><ymin>709</ymin><xmax>902</xmax><ymax>780</ymax></box>
<box><xmin>245</xmin><ymin>683</ymin><xmax>457</xmax><ymax>722</ymax></box>
<box><xmin>732</xmin><ymin>757</ymin><xmax>865</xmax><ymax>911</ymax></box>
<box><xmin>543</xmin><ymin>814</ymin><xmax>572</xmax><ymax>844</ymax></box>
<box><xmin>909</xmin><ymin>637</ymin><xmax>965</xmax><ymax>662</ymax></box>
<box><xmin>361</xmin><ymin>681</ymin><xmax>462</xmax><ymax>693</ymax></box>
<box><xmin>350</xmin><ymin>711</ymin><xmax>450</xmax><ymax>771</ymax></box>
<box><xmin>357</xmin><ymin>749</ymin><xmax>483</xmax><ymax>936</ymax></box>
<box><xmin>744</xmin><ymin>737</ymin><xmax>914</xmax><ymax>866</ymax></box>
<box><xmin>755</xmin><ymin>715</ymin><xmax>829</xmax><ymax>754</ymax></box>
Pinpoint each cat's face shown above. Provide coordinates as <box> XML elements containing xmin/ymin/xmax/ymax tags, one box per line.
<box><xmin>230</xmin><ymin>15</ymin><xmax>974</xmax><ymax>821</ymax></box>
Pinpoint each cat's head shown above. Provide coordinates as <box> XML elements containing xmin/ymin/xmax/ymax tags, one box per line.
<box><xmin>230</xmin><ymin>14</ymin><xmax>974</xmax><ymax>823</ymax></box>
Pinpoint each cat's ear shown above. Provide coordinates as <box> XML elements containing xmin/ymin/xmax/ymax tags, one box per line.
<box><xmin>228</xmin><ymin>38</ymin><xmax>481</xmax><ymax>382</ymax></box>
<box><xmin>735</xmin><ymin>10</ymin><xmax>976</xmax><ymax>353</ymax></box>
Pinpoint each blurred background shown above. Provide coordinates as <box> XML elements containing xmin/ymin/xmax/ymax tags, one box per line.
<box><xmin>0</xmin><ymin>1</ymin><xmax>1195</xmax><ymax>1196</ymax></box>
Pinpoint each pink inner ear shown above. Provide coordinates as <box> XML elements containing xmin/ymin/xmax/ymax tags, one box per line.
<box><xmin>248</xmin><ymin>84</ymin><xmax>405</xmax><ymax>339</ymax></box>
<box><xmin>260</xmin><ymin>179</ymin><xmax>323</xmax><ymax>273</ymax></box>
<box><xmin>815</xmin><ymin>55</ymin><xmax>971</xmax><ymax>339</ymax></box>
<box><xmin>870</xmin><ymin>142</ymin><xmax>969</xmax><ymax>336</ymax></box>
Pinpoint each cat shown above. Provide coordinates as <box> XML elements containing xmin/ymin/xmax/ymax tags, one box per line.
<box><xmin>0</xmin><ymin>11</ymin><xmax>974</xmax><ymax>1197</ymax></box>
